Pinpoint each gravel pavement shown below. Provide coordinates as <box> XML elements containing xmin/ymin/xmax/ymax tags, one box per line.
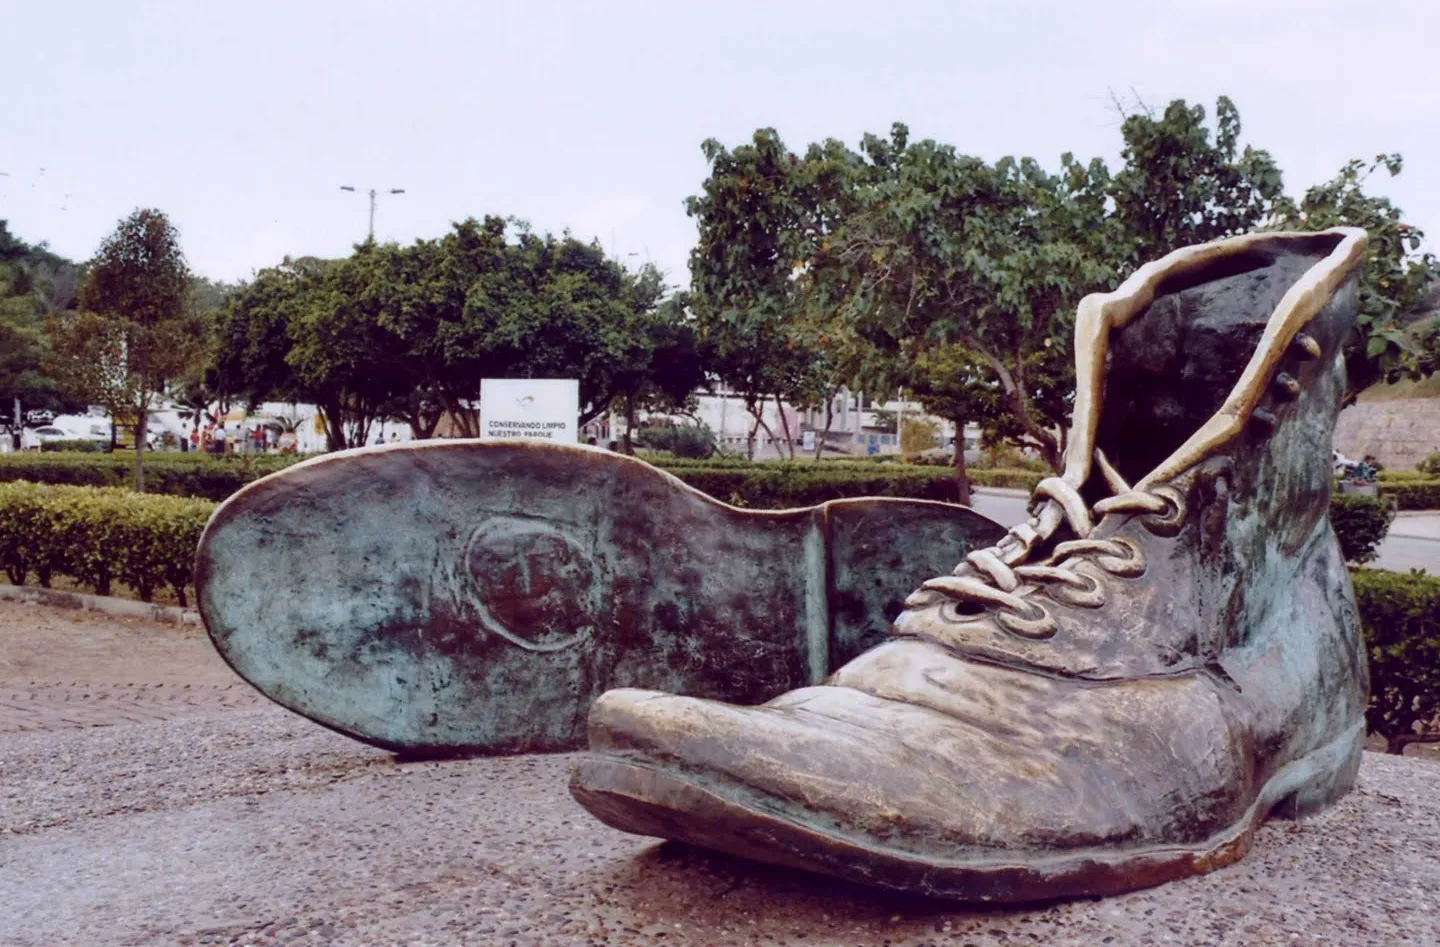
<box><xmin>2</xmin><ymin>603</ymin><xmax>1439</xmax><ymax>946</ymax></box>
<box><xmin>1</xmin><ymin>704</ymin><xmax>1437</xmax><ymax>946</ymax></box>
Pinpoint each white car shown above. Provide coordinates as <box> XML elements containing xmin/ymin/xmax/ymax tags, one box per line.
<box><xmin>25</xmin><ymin>426</ymin><xmax>73</xmax><ymax>449</ymax></box>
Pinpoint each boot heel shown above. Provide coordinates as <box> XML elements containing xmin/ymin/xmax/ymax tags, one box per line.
<box><xmin>1271</xmin><ymin>721</ymin><xmax>1364</xmax><ymax>820</ymax></box>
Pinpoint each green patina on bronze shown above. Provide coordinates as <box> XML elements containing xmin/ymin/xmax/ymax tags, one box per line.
<box><xmin>195</xmin><ymin>444</ymin><xmax>1004</xmax><ymax>756</ymax></box>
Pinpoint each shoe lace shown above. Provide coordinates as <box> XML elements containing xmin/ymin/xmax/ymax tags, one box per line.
<box><xmin>916</xmin><ymin>450</ymin><xmax>1187</xmax><ymax>640</ymax></box>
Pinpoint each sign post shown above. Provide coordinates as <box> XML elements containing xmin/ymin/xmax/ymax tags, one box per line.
<box><xmin>479</xmin><ymin>379</ymin><xmax>580</xmax><ymax>444</ymax></box>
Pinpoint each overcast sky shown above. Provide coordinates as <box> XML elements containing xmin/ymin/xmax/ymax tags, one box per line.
<box><xmin>4</xmin><ymin>0</ymin><xmax>1438</xmax><ymax>289</ymax></box>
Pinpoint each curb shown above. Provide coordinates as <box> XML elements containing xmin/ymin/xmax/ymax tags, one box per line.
<box><xmin>0</xmin><ymin>584</ymin><xmax>200</xmax><ymax>626</ymax></box>
<box><xmin>971</xmin><ymin>486</ymin><xmax>1031</xmax><ymax>499</ymax></box>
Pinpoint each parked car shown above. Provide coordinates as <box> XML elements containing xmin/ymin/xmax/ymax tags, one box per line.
<box><xmin>24</xmin><ymin>425</ymin><xmax>73</xmax><ymax>449</ymax></box>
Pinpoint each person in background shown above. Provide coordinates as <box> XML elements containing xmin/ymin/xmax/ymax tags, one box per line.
<box><xmin>376</xmin><ymin>433</ymin><xmax>387</xmax><ymax>446</ymax></box>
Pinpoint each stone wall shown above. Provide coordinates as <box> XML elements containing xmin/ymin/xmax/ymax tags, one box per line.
<box><xmin>1334</xmin><ymin>398</ymin><xmax>1440</xmax><ymax>470</ymax></box>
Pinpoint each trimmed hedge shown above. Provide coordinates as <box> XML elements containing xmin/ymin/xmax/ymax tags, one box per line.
<box><xmin>1352</xmin><ymin>568</ymin><xmax>1440</xmax><ymax>753</ymax></box>
<box><xmin>0</xmin><ymin>450</ymin><xmax>1399</xmax><ymax>557</ymax></box>
<box><xmin>1378</xmin><ymin>469</ymin><xmax>1434</xmax><ymax>483</ymax></box>
<box><xmin>1382</xmin><ymin>478</ymin><xmax>1440</xmax><ymax>511</ymax></box>
<box><xmin>41</xmin><ymin>439</ymin><xmax>107</xmax><ymax>453</ymax></box>
<box><xmin>0</xmin><ymin>482</ymin><xmax>214</xmax><ymax>605</ymax></box>
<box><xmin>1330</xmin><ymin>494</ymin><xmax>1396</xmax><ymax>565</ymax></box>
<box><xmin>0</xmin><ymin>481</ymin><xmax>1434</xmax><ymax>748</ymax></box>
<box><xmin>0</xmin><ymin>452</ymin><xmax>299</xmax><ymax>500</ymax></box>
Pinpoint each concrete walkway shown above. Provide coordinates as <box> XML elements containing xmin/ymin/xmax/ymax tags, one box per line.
<box><xmin>3</xmin><ymin>703</ymin><xmax>1437</xmax><ymax>946</ymax></box>
<box><xmin>3</xmin><ymin>597</ymin><xmax>1439</xmax><ymax>945</ymax></box>
<box><xmin>1392</xmin><ymin>511</ymin><xmax>1440</xmax><ymax>542</ymax></box>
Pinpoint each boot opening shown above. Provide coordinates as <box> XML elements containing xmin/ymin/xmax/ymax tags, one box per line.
<box><xmin>1094</xmin><ymin>233</ymin><xmax>1344</xmax><ymax>487</ymax></box>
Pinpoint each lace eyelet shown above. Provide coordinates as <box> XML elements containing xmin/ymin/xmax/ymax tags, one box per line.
<box><xmin>1094</xmin><ymin>537</ymin><xmax>1146</xmax><ymax>577</ymax></box>
<box><xmin>1045</xmin><ymin>571</ymin><xmax>1106</xmax><ymax>609</ymax></box>
<box><xmin>995</xmin><ymin>602</ymin><xmax>1058</xmax><ymax>639</ymax></box>
<box><xmin>938</xmin><ymin>599</ymin><xmax>987</xmax><ymax>623</ymax></box>
<box><xmin>1141</xmin><ymin>485</ymin><xmax>1186</xmax><ymax>537</ymax></box>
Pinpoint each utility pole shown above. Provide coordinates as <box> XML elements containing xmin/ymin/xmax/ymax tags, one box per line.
<box><xmin>340</xmin><ymin>185</ymin><xmax>406</xmax><ymax>241</ymax></box>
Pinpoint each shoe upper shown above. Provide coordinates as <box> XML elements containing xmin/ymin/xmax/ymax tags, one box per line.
<box><xmin>894</xmin><ymin>231</ymin><xmax>1366</xmax><ymax>689</ymax></box>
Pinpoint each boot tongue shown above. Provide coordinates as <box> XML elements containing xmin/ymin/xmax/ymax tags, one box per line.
<box><xmin>1092</xmin><ymin>242</ymin><xmax>1333</xmax><ymax>488</ymax></box>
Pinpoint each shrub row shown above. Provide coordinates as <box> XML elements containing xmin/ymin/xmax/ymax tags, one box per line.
<box><xmin>15</xmin><ymin>449</ymin><xmax>1437</xmax><ymax>510</ymax></box>
<box><xmin>0</xmin><ymin>452</ymin><xmax>299</xmax><ymax>500</ymax></box>
<box><xmin>659</xmin><ymin>461</ymin><xmax>1043</xmax><ymax>506</ymax></box>
<box><xmin>1352</xmin><ymin>568</ymin><xmax>1440</xmax><ymax>753</ymax></box>
<box><xmin>1382</xmin><ymin>479</ymin><xmax>1440</xmax><ymax>511</ymax></box>
<box><xmin>1329</xmin><ymin>494</ymin><xmax>1396</xmax><ymax>565</ymax></box>
<box><xmin>0</xmin><ymin>482</ymin><xmax>214</xmax><ymax>605</ymax></box>
<box><xmin>0</xmin><ymin>451</ymin><xmax>1398</xmax><ymax>564</ymax></box>
<box><xmin>1378</xmin><ymin>469</ymin><xmax>1435</xmax><ymax>483</ymax></box>
<box><xmin>0</xmin><ymin>478</ymin><xmax>1430</xmax><ymax>752</ymax></box>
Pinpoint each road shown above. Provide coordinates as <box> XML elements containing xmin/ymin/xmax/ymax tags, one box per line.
<box><xmin>968</xmin><ymin>489</ymin><xmax>1439</xmax><ymax>574</ymax></box>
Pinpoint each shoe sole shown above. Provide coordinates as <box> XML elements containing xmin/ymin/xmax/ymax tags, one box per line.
<box><xmin>570</xmin><ymin>718</ymin><xmax>1365</xmax><ymax>902</ymax></box>
<box><xmin>195</xmin><ymin>441</ymin><xmax>1005</xmax><ymax>756</ymax></box>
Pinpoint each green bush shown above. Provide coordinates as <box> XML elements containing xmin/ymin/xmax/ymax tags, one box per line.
<box><xmin>40</xmin><ymin>439</ymin><xmax>107</xmax><ymax>453</ymax></box>
<box><xmin>0</xmin><ymin>482</ymin><xmax>214</xmax><ymax>605</ymax></box>
<box><xmin>1378</xmin><ymin>469</ymin><xmax>1433</xmax><ymax>483</ymax></box>
<box><xmin>0</xmin><ymin>451</ymin><xmax>299</xmax><ymax>500</ymax></box>
<box><xmin>1352</xmin><ymin>568</ymin><xmax>1440</xmax><ymax>754</ymax></box>
<box><xmin>634</xmin><ymin>422</ymin><xmax>717</xmax><ymax>459</ymax></box>
<box><xmin>970</xmin><ymin>468</ymin><xmax>1045</xmax><ymax>491</ymax></box>
<box><xmin>1417</xmin><ymin>452</ymin><xmax>1440</xmax><ymax>477</ymax></box>
<box><xmin>1329</xmin><ymin>494</ymin><xmax>1396</xmax><ymax>565</ymax></box>
<box><xmin>1381</xmin><ymin>478</ymin><xmax>1440</xmax><ymax>511</ymax></box>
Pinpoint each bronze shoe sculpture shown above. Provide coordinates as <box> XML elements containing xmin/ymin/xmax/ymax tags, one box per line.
<box><xmin>196</xmin><ymin>442</ymin><xmax>1003</xmax><ymax>755</ymax></box>
<box><xmin>570</xmin><ymin>227</ymin><xmax>1371</xmax><ymax>901</ymax></box>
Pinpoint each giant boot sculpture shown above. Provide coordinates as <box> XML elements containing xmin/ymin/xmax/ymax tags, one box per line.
<box><xmin>571</xmin><ymin>228</ymin><xmax>1371</xmax><ymax>902</ymax></box>
<box><xmin>196</xmin><ymin>443</ymin><xmax>1004</xmax><ymax>755</ymax></box>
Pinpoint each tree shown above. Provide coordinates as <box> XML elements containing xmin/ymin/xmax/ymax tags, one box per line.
<box><xmin>47</xmin><ymin>210</ymin><xmax>200</xmax><ymax>490</ymax></box>
<box><xmin>685</xmin><ymin>129</ymin><xmax>845</xmax><ymax>459</ymax></box>
<box><xmin>605</xmin><ymin>293</ymin><xmax>710</xmax><ymax>454</ymax></box>
<box><xmin>1109</xmin><ymin>96</ymin><xmax>1286</xmax><ymax>267</ymax></box>
<box><xmin>904</xmin><ymin>344</ymin><xmax>997</xmax><ymax>504</ymax></box>
<box><xmin>1273</xmin><ymin>155</ymin><xmax>1439</xmax><ymax>392</ymax></box>
<box><xmin>818</xmin><ymin>132</ymin><xmax>1115</xmax><ymax>475</ymax></box>
<box><xmin>0</xmin><ymin>222</ymin><xmax>83</xmax><ymax>428</ymax></box>
<box><xmin>1111</xmin><ymin>98</ymin><xmax>1438</xmax><ymax>391</ymax></box>
<box><xmin>214</xmin><ymin>255</ymin><xmax>395</xmax><ymax>451</ymax></box>
<box><xmin>691</xmin><ymin>98</ymin><xmax>1433</xmax><ymax>496</ymax></box>
<box><xmin>213</xmin><ymin>218</ymin><xmax>678</xmax><ymax>448</ymax></box>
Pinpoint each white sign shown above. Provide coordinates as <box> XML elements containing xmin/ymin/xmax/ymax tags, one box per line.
<box><xmin>802</xmin><ymin>430</ymin><xmax>817</xmax><ymax>452</ymax></box>
<box><xmin>479</xmin><ymin>378</ymin><xmax>580</xmax><ymax>443</ymax></box>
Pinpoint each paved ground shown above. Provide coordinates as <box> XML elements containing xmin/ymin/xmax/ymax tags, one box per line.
<box><xmin>970</xmin><ymin>489</ymin><xmax>1440</xmax><ymax>574</ymax></box>
<box><xmin>2</xmin><ymin>602</ymin><xmax>1439</xmax><ymax>945</ymax></box>
<box><xmin>0</xmin><ymin>601</ymin><xmax>265</xmax><ymax>735</ymax></box>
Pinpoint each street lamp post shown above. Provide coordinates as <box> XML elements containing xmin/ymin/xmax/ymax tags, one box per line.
<box><xmin>339</xmin><ymin>185</ymin><xmax>406</xmax><ymax>241</ymax></box>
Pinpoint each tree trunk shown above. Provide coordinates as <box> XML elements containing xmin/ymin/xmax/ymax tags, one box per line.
<box><xmin>134</xmin><ymin>399</ymin><xmax>147</xmax><ymax>493</ymax></box>
<box><xmin>964</xmin><ymin>334</ymin><xmax>1063</xmax><ymax>472</ymax></box>
<box><xmin>775</xmin><ymin>396</ymin><xmax>796</xmax><ymax>460</ymax></box>
<box><xmin>745</xmin><ymin>409</ymin><xmax>763</xmax><ymax>460</ymax></box>
<box><xmin>320</xmin><ymin>400</ymin><xmax>347</xmax><ymax>451</ymax></box>
<box><xmin>579</xmin><ymin>398</ymin><xmax>610</xmax><ymax>427</ymax></box>
<box><xmin>812</xmin><ymin>398</ymin><xmax>834</xmax><ymax>463</ymax></box>
<box><xmin>951</xmin><ymin>415</ymin><xmax>972</xmax><ymax>506</ymax></box>
<box><xmin>622</xmin><ymin>395</ymin><xmax>637</xmax><ymax>455</ymax></box>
